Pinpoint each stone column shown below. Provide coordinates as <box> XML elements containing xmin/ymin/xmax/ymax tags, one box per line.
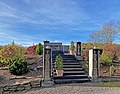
<box><xmin>43</xmin><ymin>40</ymin><xmax>49</xmax><ymax>48</ymax></box>
<box><xmin>42</xmin><ymin>41</ymin><xmax>54</xmax><ymax>87</ymax></box>
<box><xmin>89</xmin><ymin>49</ymin><xmax>102</xmax><ymax>82</ymax></box>
<box><xmin>75</xmin><ymin>42</ymin><xmax>82</xmax><ymax>60</ymax></box>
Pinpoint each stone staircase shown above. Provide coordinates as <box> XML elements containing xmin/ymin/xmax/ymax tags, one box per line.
<box><xmin>52</xmin><ymin>51</ymin><xmax>90</xmax><ymax>84</ymax></box>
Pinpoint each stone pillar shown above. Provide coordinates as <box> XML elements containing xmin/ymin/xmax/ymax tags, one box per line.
<box><xmin>43</xmin><ymin>40</ymin><xmax>49</xmax><ymax>48</ymax></box>
<box><xmin>75</xmin><ymin>42</ymin><xmax>82</xmax><ymax>60</ymax></box>
<box><xmin>89</xmin><ymin>49</ymin><xmax>102</xmax><ymax>82</ymax></box>
<box><xmin>42</xmin><ymin>41</ymin><xmax>54</xmax><ymax>87</ymax></box>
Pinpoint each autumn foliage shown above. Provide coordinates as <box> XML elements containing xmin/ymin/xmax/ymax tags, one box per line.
<box><xmin>82</xmin><ymin>43</ymin><xmax>120</xmax><ymax>63</ymax></box>
<box><xmin>82</xmin><ymin>43</ymin><xmax>94</xmax><ymax>61</ymax></box>
<box><xmin>27</xmin><ymin>45</ymin><xmax>36</xmax><ymax>55</ymax></box>
<box><xmin>103</xmin><ymin>43</ymin><xmax>120</xmax><ymax>60</ymax></box>
<box><xmin>0</xmin><ymin>44</ymin><xmax>26</xmax><ymax>66</ymax></box>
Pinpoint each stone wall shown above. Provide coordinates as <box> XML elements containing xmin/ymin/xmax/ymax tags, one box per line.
<box><xmin>0</xmin><ymin>79</ymin><xmax>42</xmax><ymax>94</ymax></box>
<box><xmin>100</xmin><ymin>65</ymin><xmax>120</xmax><ymax>77</ymax></box>
<box><xmin>0</xmin><ymin>67</ymin><xmax>8</xmax><ymax>70</ymax></box>
<box><xmin>100</xmin><ymin>77</ymin><xmax>120</xmax><ymax>82</ymax></box>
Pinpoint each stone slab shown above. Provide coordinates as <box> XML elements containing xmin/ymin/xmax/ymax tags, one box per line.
<box><xmin>16</xmin><ymin>85</ymin><xmax>25</xmax><ymax>91</ymax></box>
<box><xmin>24</xmin><ymin>84</ymin><xmax>31</xmax><ymax>90</ymax></box>
<box><xmin>41</xmin><ymin>81</ymin><xmax>54</xmax><ymax>87</ymax></box>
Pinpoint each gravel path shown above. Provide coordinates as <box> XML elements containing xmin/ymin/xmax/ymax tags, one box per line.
<box><xmin>13</xmin><ymin>83</ymin><xmax>120</xmax><ymax>94</ymax></box>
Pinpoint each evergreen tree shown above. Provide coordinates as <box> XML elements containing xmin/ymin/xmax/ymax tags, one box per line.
<box><xmin>12</xmin><ymin>40</ymin><xmax>15</xmax><ymax>46</ymax></box>
<box><xmin>69</xmin><ymin>41</ymin><xmax>75</xmax><ymax>55</ymax></box>
<box><xmin>36</xmin><ymin>43</ymin><xmax>43</xmax><ymax>55</ymax></box>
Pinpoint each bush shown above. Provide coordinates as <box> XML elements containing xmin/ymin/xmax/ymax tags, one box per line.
<box><xmin>27</xmin><ymin>45</ymin><xmax>36</xmax><ymax>54</ymax></box>
<box><xmin>103</xmin><ymin>43</ymin><xmax>120</xmax><ymax>60</ymax></box>
<box><xmin>110</xmin><ymin>65</ymin><xmax>116</xmax><ymax>76</ymax></box>
<box><xmin>9</xmin><ymin>59</ymin><xmax>28</xmax><ymax>75</ymax></box>
<box><xmin>82</xmin><ymin>61</ymin><xmax>89</xmax><ymax>70</ymax></box>
<box><xmin>36</xmin><ymin>43</ymin><xmax>43</xmax><ymax>55</ymax></box>
<box><xmin>54</xmin><ymin>54</ymin><xmax>63</xmax><ymax>70</ymax></box>
<box><xmin>100</xmin><ymin>52</ymin><xmax>112</xmax><ymax>66</ymax></box>
<box><xmin>69</xmin><ymin>41</ymin><xmax>75</xmax><ymax>55</ymax></box>
<box><xmin>117</xmin><ymin>56</ymin><xmax>120</xmax><ymax>61</ymax></box>
<box><xmin>0</xmin><ymin>44</ymin><xmax>26</xmax><ymax>66</ymax></box>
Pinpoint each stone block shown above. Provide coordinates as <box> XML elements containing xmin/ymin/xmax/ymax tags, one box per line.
<box><xmin>8</xmin><ymin>85</ymin><xmax>18</xmax><ymax>91</ymax></box>
<box><xmin>31</xmin><ymin>84</ymin><xmax>41</xmax><ymax>88</ymax></box>
<box><xmin>30</xmin><ymin>82</ymin><xmax>41</xmax><ymax>88</ymax></box>
<box><xmin>24</xmin><ymin>84</ymin><xmax>31</xmax><ymax>90</ymax></box>
<box><xmin>30</xmin><ymin>79</ymin><xmax>41</xmax><ymax>88</ymax></box>
<box><xmin>8</xmin><ymin>87</ymin><xmax>16</xmax><ymax>91</ymax></box>
<box><xmin>0</xmin><ymin>87</ymin><xmax>3</xmax><ymax>94</ymax></box>
<box><xmin>3</xmin><ymin>90</ymin><xmax>10</xmax><ymax>94</ymax></box>
<box><xmin>3</xmin><ymin>86</ymin><xmax>9</xmax><ymax>91</ymax></box>
<box><xmin>31</xmin><ymin>79</ymin><xmax>41</xmax><ymax>85</ymax></box>
<box><xmin>0</xmin><ymin>67</ymin><xmax>8</xmax><ymax>70</ymax></box>
<box><xmin>22</xmin><ymin>81</ymin><xmax>31</xmax><ymax>85</ymax></box>
<box><xmin>16</xmin><ymin>85</ymin><xmax>25</xmax><ymax>91</ymax></box>
<box><xmin>41</xmin><ymin>80</ymin><xmax>54</xmax><ymax>87</ymax></box>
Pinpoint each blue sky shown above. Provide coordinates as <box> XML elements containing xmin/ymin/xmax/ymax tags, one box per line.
<box><xmin>0</xmin><ymin>0</ymin><xmax>120</xmax><ymax>46</ymax></box>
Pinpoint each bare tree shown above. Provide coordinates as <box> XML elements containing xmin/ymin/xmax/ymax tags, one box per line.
<box><xmin>89</xmin><ymin>23</ymin><xmax>118</xmax><ymax>43</ymax></box>
<box><xmin>115</xmin><ymin>22</ymin><xmax>120</xmax><ymax>41</ymax></box>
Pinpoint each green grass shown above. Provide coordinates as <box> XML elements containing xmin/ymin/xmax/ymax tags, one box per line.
<box><xmin>98</xmin><ymin>82</ymin><xmax>120</xmax><ymax>87</ymax></box>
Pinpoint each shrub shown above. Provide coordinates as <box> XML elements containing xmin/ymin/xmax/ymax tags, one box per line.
<box><xmin>69</xmin><ymin>41</ymin><xmax>75</xmax><ymax>55</ymax></box>
<box><xmin>54</xmin><ymin>54</ymin><xmax>63</xmax><ymax>70</ymax></box>
<box><xmin>103</xmin><ymin>43</ymin><xmax>120</xmax><ymax>60</ymax></box>
<box><xmin>110</xmin><ymin>65</ymin><xmax>116</xmax><ymax>76</ymax></box>
<box><xmin>9</xmin><ymin>59</ymin><xmax>28</xmax><ymax>75</ymax></box>
<box><xmin>82</xmin><ymin>61</ymin><xmax>89</xmax><ymax>71</ymax></box>
<box><xmin>0</xmin><ymin>44</ymin><xmax>26</xmax><ymax>66</ymax></box>
<box><xmin>100</xmin><ymin>51</ymin><xmax>112</xmax><ymax>66</ymax></box>
<box><xmin>36</xmin><ymin>43</ymin><xmax>43</xmax><ymax>55</ymax></box>
<box><xmin>117</xmin><ymin>56</ymin><xmax>120</xmax><ymax>61</ymax></box>
<box><xmin>27</xmin><ymin>45</ymin><xmax>36</xmax><ymax>54</ymax></box>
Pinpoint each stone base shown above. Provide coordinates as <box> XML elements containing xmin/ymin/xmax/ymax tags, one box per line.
<box><xmin>76</xmin><ymin>56</ymin><xmax>82</xmax><ymax>60</ymax></box>
<box><xmin>41</xmin><ymin>80</ymin><xmax>54</xmax><ymax>87</ymax></box>
<box><xmin>91</xmin><ymin>77</ymin><xmax>101</xmax><ymax>82</ymax></box>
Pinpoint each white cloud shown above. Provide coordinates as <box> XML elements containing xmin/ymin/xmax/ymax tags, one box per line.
<box><xmin>0</xmin><ymin>0</ymin><xmax>92</xmax><ymax>26</ymax></box>
<box><xmin>0</xmin><ymin>0</ymin><xmax>103</xmax><ymax>46</ymax></box>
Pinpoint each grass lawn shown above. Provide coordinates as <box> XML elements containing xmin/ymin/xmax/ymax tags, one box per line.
<box><xmin>98</xmin><ymin>82</ymin><xmax>120</xmax><ymax>87</ymax></box>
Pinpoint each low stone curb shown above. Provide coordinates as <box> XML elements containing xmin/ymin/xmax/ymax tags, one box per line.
<box><xmin>9</xmin><ymin>75</ymin><xmax>42</xmax><ymax>80</ymax></box>
<box><xmin>0</xmin><ymin>67</ymin><xmax>8</xmax><ymax>70</ymax></box>
<box><xmin>0</xmin><ymin>79</ymin><xmax>42</xmax><ymax>94</ymax></box>
<box><xmin>100</xmin><ymin>77</ymin><xmax>120</xmax><ymax>82</ymax></box>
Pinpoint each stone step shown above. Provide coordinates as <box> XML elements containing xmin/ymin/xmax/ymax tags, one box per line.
<box><xmin>52</xmin><ymin>58</ymin><xmax>76</xmax><ymax>61</ymax></box>
<box><xmin>52</xmin><ymin>55</ymin><xmax>75</xmax><ymax>58</ymax></box>
<box><xmin>63</xmin><ymin>72</ymin><xmax>85</xmax><ymax>76</ymax></box>
<box><xmin>52</xmin><ymin>66</ymin><xmax>82</xmax><ymax>69</ymax></box>
<box><xmin>52</xmin><ymin>51</ymin><xmax>64</xmax><ymax>54</ymax></box>
<box><xmin>63</xmin><ymin>63</ymin><xmax>80</xmax><ymax>65</ymax></box>
<box><xmin>52</xmin><ymin>51</ymin><xmax>89</xmax><ymax>84</ymax></box>
<box><xmin>54</xmin><ymin>75</ymin><xmax>88</xmax><ymax>79</ymax></box>
<box><xmin>63</xmin><ymin>60</ymin><xmax>79</xmax><ymax>62</ymax></box>
<box><xmin>52</xmin><ymin>60</ymin><xmax>78</xmax><ymax>63</ymax></box>
<box><xmin>54</xmin><ymin>78</ymin><xmax>90</xmax><ymax>84</ymax></box>
<box><xmin>63</xmin><ymin>68</ymin><xmax>84</xmax><ymax>71</ymax></box>
<box><xmin>63</xmin><ymin>65</ymin><xmax>82</xmax><ymax>68</ymax></box>
<box><xmin>52</xmin><ymin>62</ymin><xmax>81</xmax><ymax>65</ymax></box>
<box><xmin>64</xmin><ymin>71</ymin><xmax>85</xmax><ymax>75</ymax></box>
